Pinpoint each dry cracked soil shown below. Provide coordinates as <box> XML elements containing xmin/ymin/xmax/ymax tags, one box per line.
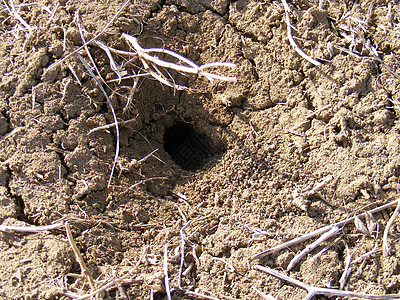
<box><xmin>1</xmin><ymin>0</ymin><xmax>400</xmax><ymax>299</ymax></box>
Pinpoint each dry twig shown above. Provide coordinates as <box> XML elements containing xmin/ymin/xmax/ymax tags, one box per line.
<box><xmin>286</xmin><ymin>226</ymin><xmax>340</xmax><ymax>271</ymax></box>
<box><xmin>383</xmin><ymin>199</ymin><xmax>400</xmax><ymax>256</ymax></box>
<box><xmin>339</xmin><ymin>243</ymin><xmax>351</xmax><ymax>290</ymax></box>
<box><xmin>1</xmin><ymin>0</ymin><xmax>34</xmax><ymax>31</ymax></box>
<box><xmin>255</xmin><ymin>265</ymin><xmax>400</xmax><ymax>300</ymax></box>
<box><xmin>251</xmin><ymin>286</ymin><xmax>277</xmax><ymax>300</ymax></box>
<box><xmin>87</xmin><ymin>118</ymin><xmax>137</xmax><ymax>135</ymax></box>
<box><xmin>281</xmin><ymin>0</ymin><xmax>321</xmax><ymax>66</ymax></box>
<box><xmin>78</xmin><ymin>54</ymin><xmax>119</xmax><ymax>188</ymax></box>
<box><xmin>65</xmin><ymin>222</ymin><xmax>95</xmax><ymax>290</ymax></box>
<box><xmin>335</xmin><ymin>9</ymin><xmax>400</xmax><ymax>81</ymax></box>
<box><xmin>164</xmin><ymin>244</ymin><xmax>172</xmax><ymax>300</ymax></box>
<box><xmin>181</xmin><ymin>289</ymin><xmax>220</xmax><ymax>300</ymax></box>
<box><xmin>44</xmin><ymin>0</ymin><xmax>131</xmax><ymax>74</ymax></box>
<box><xmin>178</xmin><ymin>221</ymin><xmax>191</xmax><ymax>288</ymax></box>
<box><xmin>253</xmin><ymin>199</ymin><xmax>399</xmax><ymax>259</ymax></box>
<box><xmin>122</xmin><ymin>34</ymin><xmax>236</xmax><ymax>90</ymax></box>
<box><xmin>352</xmin><ymin>238</ymin><xmax>380</xmax><ymax>265</ymax></box>
<box><xmin>0</xmin><ymin>222</ymin><xmax>64</xmax><ymax>233</ymax></box>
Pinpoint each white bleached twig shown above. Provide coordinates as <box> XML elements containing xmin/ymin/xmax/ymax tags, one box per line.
<box><xmin>0</xmin><ymin>222</ymin><xmax>64</xmax><ymax>233</ymax></box>
<box><xmin>253</xmin><ymin>199</ymin><xmax>399</xmax><ymax>259</ymax></box>
<box><xmin>2</xmin><ymin>0</ymin><xmax>34</xmax><ymax>30</ymax></box>
<box><xmin>383</xmin><ymin>199</ymin><xmax>400</xmax><ymax>256</ymax></box>
<box><xmin>281</xmin><ymin>0</ymin><xmax>321</xmax><ymax>67</ymax></box>
<box><xmin>44</xmin><ymin>0</ymin><xmax>131</xmax><ymax>74</ymax></box>
<box><xmin>254</xmin><ymin>265</ymin><xmax>400</xmax><ymax>300</ymax></box>
<box><xmin>286</xmin><ymin>226</ymin><xmax>340</xmax><ymax>271</ymax></box>
<box><xmin>339</xmin><ymin>243</ymin><xmax>352</xmax><ymax>290</ymax></box>
<box><xmin>78</xmin><ymin>54</ymin><xmax>119</xmax><ymax>188</ymax></box>
<box><xmin>164</xmin><ymin>244</ymin><xmax>172</xmax><ymax>300</ymax></box>
<box><xmin>122</xmin><ymin>34</ymin><xmax>236</xmax><ymax>89</ymax></box>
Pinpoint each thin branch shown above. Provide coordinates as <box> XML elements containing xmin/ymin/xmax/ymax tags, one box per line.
<box><xmin>44</xmin><ymin>0</ymin><xmax>130</xmax><ymax>75</ymax></box>
<box><xmin>253</xmin><ymin>199</ymin><xmax>399</xmax><ymax>259</ymax></box>
<box><xmin>281</xmin><ymin>0</ymin><xmax>321</xmax><ymax>67</ymax></box>
<box><xmin>383</xmin><ymin>199</ymin><xmax>400</xmax><ymax>256</ymax></box>
<box><xmin>119</xmin><ymin>177</ymin><xmax>168</xmax><ymax>194</ymax></box>
<box><xmin>122</xmin><ymin>34</ymin><xmax>236</xmax><ymax>88</ymax></box>
<box><xmin>0</xmin><ymin>222</ymin><xmax>64</xmax><ymax>233</ymax></box>
<box><xmin>92</xmin><ymin>39</ymin><xmax>127</xmax><ymax>82</ymax></box>
<box><xmin>64</xmin><ymin>278</ymin><xmax>142</xmax><ymax>300</ymax></box>
<box><xmin>164</xmin><ymin>244</ymin><xmax>172</xmax><ymax>300</ymax></box>
<box><xmin>251</xmin><ymin>286</ymin><xmax>277</xmax><ymax>300</ymax></box>
<box><xmin>352</xmin><ymin>243</ymin><xmax>379</xmax><ymax>265</ymax></box>
<box><xmin>181</xmin><ymin>289</ymin><xmax>220</xmax><ymax>300</ymax></box>
<box><xmin>87</xmin><ymin>118</ymin><xmax>137</xmax><ymax>135</ymax></box>
<box><xmin>309</xmin><ymin>236</ymin><xmax>342</xmax><ymax>262</ymax></box>
<box><xmin>287</xmin><ymin>226</ymin><xmax>340</xmax><ymax>271</ymax></box>
<box><xmin>254</xmin><ymin>265</ymin><xmax>400</xmax><ymax>300</ymax></box>
<box><xmin>2</xmin><ymin>0</ymin><xmax>34</xmax><ymax>30</ymax></box>
<box><xmin>65</xmin><ymin>222</ymin><xmax>95</xmax><ymax>289</ymax></box>
<box><xmin>178</xmin><ymin>221</ymin><xmax>191</xmax><ymax>288</ymax></box>
<box><xmin>78</xmin><ymin>54</ymin><xmax>119</xmax><ymax>188</ymax></box>
<box><xmin>339</xmin><ymin>243</ymin><xmax>351</xmax><ymax>290</ymax></box>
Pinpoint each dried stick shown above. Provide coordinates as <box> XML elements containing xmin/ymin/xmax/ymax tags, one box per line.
<box><xmin>181</xmin><ymin>289</ymin><xmax>220</xmax><ymax>300</ymax></box>
<box><xmin>236</xmin><ymin>219</ymin><xmax>273</xmax><ymax>241</ymax></box>
<box><xmin>352</xmin><ymin>242</ymin><xmax>379</xmax><ymax>265</ymax></box>
<box><xmin>251</xmin><ymin>286</ymin><xmax>277</xmax><ymax>300</ymax></box>
<box><xmin>64</xmin><ymin>278</ymin><xmax>142</xmax><ymax>300</ymax></box>
<box><xmin>76</xmin><ymin>13</ymin><xmax>128</xmax><ymax>102</ymax></box>
<box><xmin>65</xmin><ymin>244</ymin><xmax>147</xmax><ymax>299</ymax></box>
<box><xmin>254</xmin><ymin>265</ymin><xmax>400</xmax><ymax>300</ymax></box>
<box><xmin>281</xmin><ymin>0</ymin><xmax>321</xmax><ymax>67</ymax></box>
<box><xmin>93</xmin><ymin>39</ymin><xmax>126</xmax><ymax>82</ymax></box>
<box><xmin>164</xmin><ymin>244</ymin><xmax>172</xmax><ymax>300</ymax></box>
<box><xmin>87</xmin><ymin>118</ymin><xmax>137</xmax><ymax>135</ymax></box>
<box><xmin>0</xmin><ymin>222</ymin><xmax>64</xmax><ymax>233</ymax></box>
<box><xmin>1</xmin><ymin>0</ymin><xmax>34</xmax><ymax>30</ymax></box>
<box><xmin>75</xmin><ymin>11</ymin><xmax>104</xmax><ymax>82</ymax></box>
<box><xmin>106</xmin><ymin>73</ymin><xmax>149</xmax><ymax>83</ymax></box>
<box><xmin>135</xmin><ymin>149</ymin><xmax>163</xmax><ymax>166</ymax></box>
<box><xmin>44</xmin><ymin>0</ymin><xmax>130</xmax><ymax>75</ymax></box>
<box><xmin>178</xmin><ymin>221</ymin><xmax>191</xmax><ymax>288</ymax></box>
<box><xmin>253</xmin><ymin>199</ymin><xmax>399</xmax><ymax>259</ymax></box>
<box><xmin>122</xmin><ymin>34</ymin><xmax>236</xmax><ymax>89</ymax></box>
<box><xmin>360</xmin><ymin>34</ymin><xmax>400</xmax><ymax>81</ymax></box>
<box><xmin>123</xmin><ymin>77</ymin><xmax>139</xmax><ymax>114</ymax></box>
<box><xmin>336</xmin><ymin>12</ymin><xmax>400</xmax><ymax>81</ymax></box>
<box><xmin>78</xmin><ymin>54</ymin><xmax>119</xmax><ymax>188</ymax></box>
<box><xmin>44</xmin><ymin>2</ymin><xmax>59</xmax><ymax>27</ymax></box>
<box><xmin>65</xmin><ymin>222</ymin><xmax>95</xmax><ymax>289</ymax></box>
<box><xmin>304</xmin><ymin>175</ymin><xmax>334</xmax><ymax>198</ymax></box>
<box><xmin>309</xmin><ymin>235</ymin><xmax>342</xmax><ymax>262</ymax></box>
<box><xmin>0</xmin><ymin>127</ymin><xmax>23</xmax><ymax>143</ymax></box>
<box><xmin>290</xmin><ymin>104</ymin><xmax>332</xmax><ymax>132</ymax></box>
<box><xmin>121</xmin><ymin>176</ymin><xmax>168</xmax><ymax>193</ymax></box>
<box><xmin>339</xmin><ymin>243</ymin><xmax>351</xmax><ymax>290</ymax></box>
<box><xmin>383</xmin><ymin>199</ymin><xmax>400</xmax><ymax>256</ymax></box>
<box><xmin>286</xmin><ymin>226</ymin><xmax>340</xmax><ymax>271</ymax></box>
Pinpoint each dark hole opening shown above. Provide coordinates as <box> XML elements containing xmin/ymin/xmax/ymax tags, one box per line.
<box><xmin>164</xmin><ymin>122</ymin><xmax>212</xmax><ymax>171</ymax></box>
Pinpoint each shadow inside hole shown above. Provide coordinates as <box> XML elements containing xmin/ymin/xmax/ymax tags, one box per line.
<box><xmin>163</xmin><ymin>122</ymin><xmax>214</xmax><ymax>171</ymax></box>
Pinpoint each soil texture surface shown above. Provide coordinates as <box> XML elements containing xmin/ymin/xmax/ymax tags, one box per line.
<box><xmin>1</xmin><ymin>0</ymin><xmax>400</xmax><ymax>299</ymax></box>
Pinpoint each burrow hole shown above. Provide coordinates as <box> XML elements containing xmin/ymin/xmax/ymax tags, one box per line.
<box><xmin>163</xmin><ymin>122</ymin><xmax>213</xmax><ymax>171</ymax></box>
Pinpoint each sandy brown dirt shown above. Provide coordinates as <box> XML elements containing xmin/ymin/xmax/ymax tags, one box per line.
<box><xmin>1</xmin><ymin>0</ymin><xmax>400</xmax><ymax>299</ymax></box>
